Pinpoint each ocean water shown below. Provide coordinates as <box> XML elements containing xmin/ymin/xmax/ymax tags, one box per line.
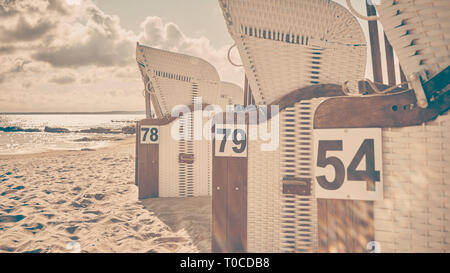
<box><xmin>0</xmin><ymin>114</ymin><xmax>144</xmax><ymax>155</ymax></box>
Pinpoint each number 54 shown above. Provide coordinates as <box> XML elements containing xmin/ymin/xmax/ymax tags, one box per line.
<box><xmin>316</xmin><ymin>139</ymin><xmax>380</xmax><ymax>191</ymax></box>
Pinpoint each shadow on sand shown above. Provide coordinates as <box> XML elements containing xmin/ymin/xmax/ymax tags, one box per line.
<box><xmin>140</xmin><ymin>196</ymin><xmax>211</xmax><ymax>252</ymax></box>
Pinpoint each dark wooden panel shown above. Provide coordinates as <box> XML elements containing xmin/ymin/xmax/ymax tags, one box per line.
<box><xmin>384</xmin><ymin>34</ymin><xmax>396</xmax><ymax>86</ymax></box>
<box><xmin>318</xmin><ymin>199</ymin><xmax>328</xmax><ymax>252</ymax></box>
<box><xmin>145</xmin><ymin>89</ymin><xmax>152</xmax><ymax>119</ymax></box>
<box><xmin>367</xmin><ymin>2</ymin><xmax>383</xmax><ymax>83</ymax></box>
<box><xmin>227</xmin><ymin>157</ymin><xmax>247</xmax><ymax>253</ymax></box>
<box><xmin>211</xmin><ymin>157</ymin><xmax>228</xmax><ymax>253</ymax></box>
<box><xmin>314</xmin><ymin>90</ymin><xmax>450</xmax><ymax>129</ymax></box>
<box><xmin>318</xmin><ymin>199</ymin><xmax>374</xmax><ymax>253</ymax></box>
<box><xmin>136</xmin><ymin>119</ymin><xmax>160</xmax><ymax>199</ymax></box>
<box><xmin>244</xmin><ymin>76</ymin><xmax>249</xmax><ymax>107</ymax></box>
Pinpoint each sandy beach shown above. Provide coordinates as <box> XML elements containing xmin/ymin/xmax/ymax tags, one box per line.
<box><xmin>0</xmin><ymin>137</ymin><xmax>211</xmax><ymax>253</ymax></box>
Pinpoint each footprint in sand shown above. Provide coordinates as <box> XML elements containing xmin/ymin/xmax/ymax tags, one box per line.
<box><xmin>66</xmin><ymin>226</ymin><xmax>78</xmax><ymax>234</ymax></box>
<box><xmin>94</xmin><ymin>194</ymin><xmax>105</xmax><ymax>200</ymax></box>
<box><xmin>153</xmin><ymin>237</ymin><xmax>187</xmax><ymax>244</ymax></box>
<box><xmin>0</xmin><ymin>215</ymin><xmax>26</xmax><ymax>223</ymax></box>
<box><xmin>71</xmin><ymin>199</ymin><xmax>92</xmax><ymax>208</ymax></box>
<box><xmin>22</xmin><ymin>223</ymin><xmax>44</xmax><ymax>234</ymax></box>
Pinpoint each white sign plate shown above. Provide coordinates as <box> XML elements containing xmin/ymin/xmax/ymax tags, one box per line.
<box><xmin>313</xmin><ymin>128</ymin><xmax>383</xmax><ymax>201</ymax></box>
<box><xmin>140</xmin><ymin>125</ymin><xmax>159</xmax><ymax>144</ymax></box>
<box><xmin>215</xmin><ymin>124</ymin><xmax>247</xmax><ymax>157</ymax></box>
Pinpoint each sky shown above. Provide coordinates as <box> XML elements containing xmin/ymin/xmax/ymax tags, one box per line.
<box><xmin>0</xmin><ymin>0</ymin><xmax>372</xmax><ymax>112</ymax></box>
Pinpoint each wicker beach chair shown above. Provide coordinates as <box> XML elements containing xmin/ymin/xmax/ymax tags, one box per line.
<box><xmin>212</xmin><ymin>0</ymin><xmax>450</xmax><ymax>253</ymax></box>
<box><xmin>343</xmin><ymin>0</ymin><xmax>450</xmax><ymax>253</ymax></box>
<box><xmin>136</xmin><ymin>43</ymin><xmax>223</xmax><ymax>117</ymax></box>
<box><xmin>135</xmin><ymin>44</ymin><xmax>243</xmax><ymax>198</ymax></box>
<box><xmin>213</xmin><ymin>0</ymin><xmax>370</xmax><ymax>253</ymax></box>
<box><xmin>219</xmin><ymin>0</ymin><xmax>367</xmax><ymax>106</ymax></box>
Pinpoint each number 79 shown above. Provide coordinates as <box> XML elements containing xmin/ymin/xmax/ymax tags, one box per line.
<box><xmin>217</xmin><ymin>128</ymin><xmax>247</xmax><ymax>154</ymax></box>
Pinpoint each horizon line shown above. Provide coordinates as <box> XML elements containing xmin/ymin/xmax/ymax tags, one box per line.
<box><xmin>0</xmin><ymin>111</ymin><xmax>146</xmax><ymax>115</ymax></box>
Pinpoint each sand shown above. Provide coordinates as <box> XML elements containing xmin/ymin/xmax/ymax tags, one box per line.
<box><xmin>0</xmin><ymin>137</ymin><xmax>211</xmax><ymax>253</ymax></box>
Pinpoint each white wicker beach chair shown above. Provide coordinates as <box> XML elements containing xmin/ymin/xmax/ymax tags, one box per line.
<box><xmin>136</xmin><ymin>44</ymin><xmax>244</xmax><ymax>198</ymax></box>
<box><xmin>343</xmin><ymin>0</ymin><xmax>450</xmax><ymax>253</ymax></box>
<box><xmin>212</xmin><ymin>0</ymin><xmax>450</xmax><ymax>253</ymax></box>
<box><xmin>136</xmin><ymin>43</ymin><xmax>222</xmax><ymax>117</ymax></box>
<box><xmin>219</xmin><ymin>0</ymin><xmax>367</xmax><ymax>105</ymax></box>
<box><xmin>213</xmin><ymin>0</ymin><xmax>368</xmax><ymax>253</ymax></box>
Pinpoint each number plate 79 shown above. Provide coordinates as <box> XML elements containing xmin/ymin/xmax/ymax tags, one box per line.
<box><xmin>215</xmin><ymin>125</ymin><xmax>247</xmax><ymax>157</ymax></box>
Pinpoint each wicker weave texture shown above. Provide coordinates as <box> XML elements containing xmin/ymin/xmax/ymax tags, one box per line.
<box><xmin>375</xmin><ymin>110</ymin><xmax>450</xmax><ymax>253</ymax></box>
<box><xmin>279</xmin><ymin>100</ymin><xmax>319</xmax><ymax>253</ymax></box>
<box><xmin>219</xmin><ymin>0</ymin><xmax>366</xmax><ymax>105</ymax></box>
<box><xmin>158</xmin><ymin>112</ymin><xmax>212</xmax><ymax>197</ymax></box>
<box><xmin>247</xmin><ymin>122</ymin><xmax>282</xmax><ymax>252</ymax></box>
<box><xmin>136</xmin><ymin>44</ymin><xmax>243</xmax><ymax>117</ymax></box>
<box><xmin>248</xmin><ymin>96</ymin><xmax>450</xmax><ymax>252</ymax></box>
<box><xmin>375</xmin><ymin>0</ymin><xmax>450</xmax><ymax>79</ymax></box>
<box><xmin>247</xmin><ymin>99</ymin><xmax>321</xmax><ymax>252</ymax></box>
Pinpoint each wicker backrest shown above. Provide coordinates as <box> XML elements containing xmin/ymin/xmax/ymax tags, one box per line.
<box><xmin>375</xmin><ymin>0</ymin><xmax>450</xmax><ymax>80</ymax></box>
<box><xmin>136</xmin><ymin>44</ymin><xmax>221</xmax><ymax>117</ymax></box>
<box><xmin>219</xmin><ymin>0</ymin><xmax>367</xmax><ymax>105</ymax></box>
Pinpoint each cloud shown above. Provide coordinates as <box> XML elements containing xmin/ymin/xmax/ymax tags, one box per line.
<box><xmin>0</xmin><ymin>45</ymin><xmax>15</xmax><ymax>54</ymax></box>
<box><xmin>0</xmin><ymin>0</ymin><xmax>243</xmax><ymax>112</ymax></box>
<box><xmin>49</xmin><ymin>73</ymin><xmax>76</xmax><ymax>84</ymax></box>
<box><xmin>0</xmin><ymin>16</ymin><xmax>56</xmax><ymax>42</ymax></box>
<box><xmin>138</xmin><ymin>16</ymin><xmax>243</xmax><ymax>86</ymax></box>
<box><xmin>47</xmin><ymin>0</ymin><xmax>70</xmax><ymax>15</ymax></box>
<box><xmin>8</xmin><ymin>58</ymin><xmax>31</xmax><ymax>73</ymax></box>
<box><xmin>31</xmin><ymin>3</ymin><xmax>135</xmax><ymax>68</ymax></box>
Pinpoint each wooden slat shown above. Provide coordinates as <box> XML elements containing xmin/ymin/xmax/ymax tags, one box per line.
<box><xmin>137</xmin><ymin>119</ymin><xmax>160</xmax><ymax>199</ymax></box>
<box><xmin>314</xmin><ymin>90</ymin><xmax>450</xmax><ymax>129</ymax></box>
<box><xmin>367</xmin><ymin>2</ymin><xmax>383</xmax><ymax>83</ymax></box>
<box><xmin>384</xmin><ymin>34</ymin><xmax>396</xmax><ymax>86</ymax></box>
<box><xmin>318</xmin><ymin>199</ymin><xmax>374</xmax><ymax>253</ymax></box>
<box><xmin>244</xmin><ymin>76</ymin><xmax>249</xmax><ymax>107</ymax></box>
<box><xmin>226</xmin><ymin>157</ymin><xmax>247</xmax><ymax>253</ymax></box>
<box><xmin>211</xmin><ymin>157</ymin><xmax>228</xmax><ymax>253</ymax></box>
<box><xmin>318</xmin><ymin>200</ymin><xmax>328</xmax><ymax>252</ymax></box>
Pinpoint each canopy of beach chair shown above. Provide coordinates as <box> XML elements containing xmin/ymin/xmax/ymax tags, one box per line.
<box><xmin>136</xmin><ymin>43</ymin><xmax>222</xmax><ymax>117</ymax></box>
<box><xmin>374</xmin><ymin>0</ymin><xmax>449</xmax><ymax>80</ymax></box>
<box><xmin>219</xmin><ymin>0</ymin><xmax>367</xmax><ymax>105</ymax></box>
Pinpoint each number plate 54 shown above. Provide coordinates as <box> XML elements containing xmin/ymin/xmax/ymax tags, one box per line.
<box><xmin>313</xmin><ymin>128</ymin><xmax>383</xmax><ymax>201</ymax></box>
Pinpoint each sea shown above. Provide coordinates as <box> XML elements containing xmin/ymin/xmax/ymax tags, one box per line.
<box><xmin>0</xmin><ymin>113</ymin><xmax>145</xmax><ymax>155</ymax></box>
